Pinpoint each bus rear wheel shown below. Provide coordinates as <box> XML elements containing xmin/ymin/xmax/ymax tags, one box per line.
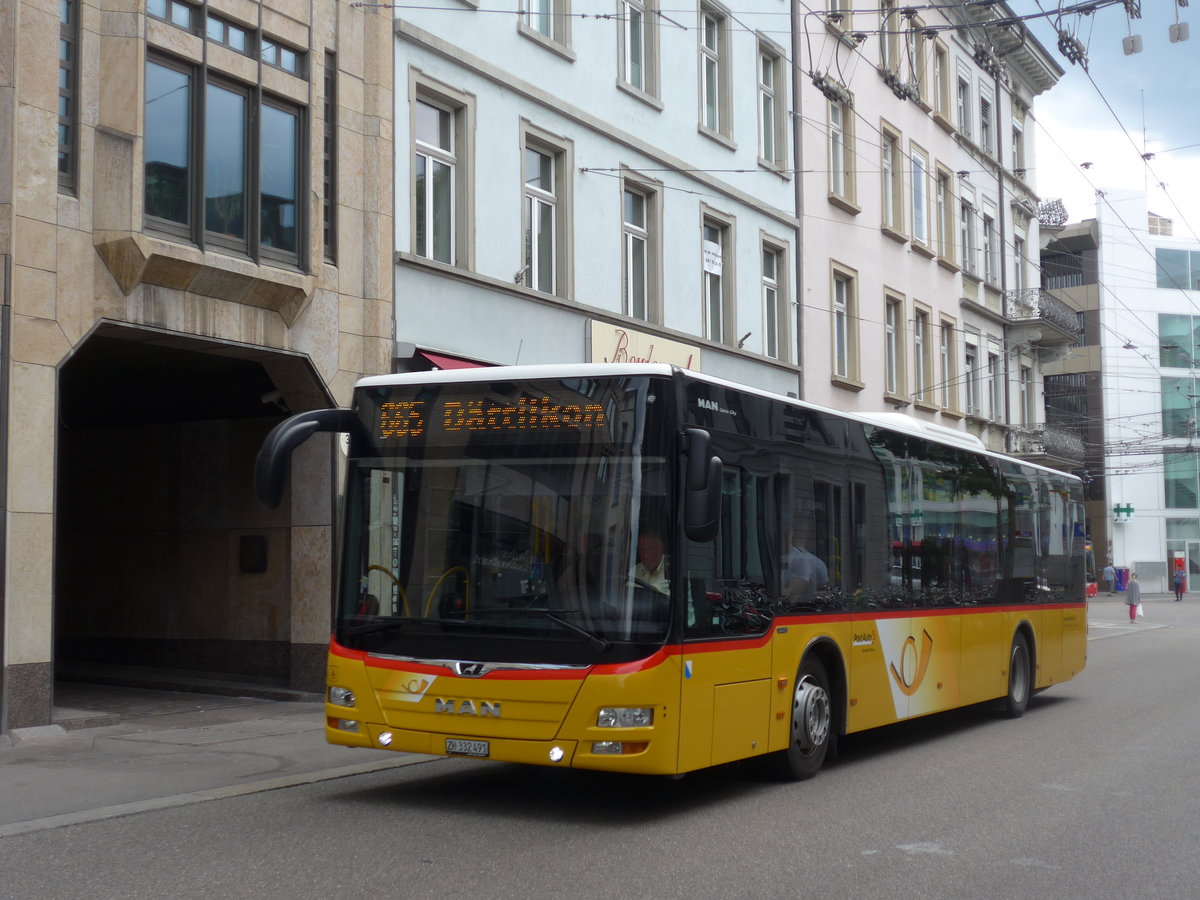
<box><xmin>1004</xmin><ymin>632</ymin><xmax>1032</xmax><ymax>718</ymax></box>
<box><xmin>771</xmin><ymin>656</ymin><xmax>832</xmax><ymax>781</ymax></box>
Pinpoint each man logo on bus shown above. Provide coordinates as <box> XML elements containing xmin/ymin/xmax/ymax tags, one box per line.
<box><xmin>889</xmin><ymin>629</ymin><xmax>934</xmax><ymax>697</ymax></box>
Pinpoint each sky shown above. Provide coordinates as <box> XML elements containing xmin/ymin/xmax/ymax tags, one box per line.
<box><xmin>1018</xmin><ymin>0</ymin><xmax>1200</xmax><ymax>240</ymax></box>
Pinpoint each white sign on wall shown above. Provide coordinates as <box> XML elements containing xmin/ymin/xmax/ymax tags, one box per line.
<box><xmin>702</xmin><ymin>241</ymin><xmax>723</xmax><ymax>275</ymax></box>
<box><xmin>588</xmin><ymin>321</ymin><xmax>700</xmax><ymax>369</ymax></box>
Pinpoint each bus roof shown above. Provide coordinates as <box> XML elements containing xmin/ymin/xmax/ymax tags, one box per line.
<box><xmin>354</xmin><ymin>363</ymin><xmax>1080</xmax><ymax>482</ymax></box>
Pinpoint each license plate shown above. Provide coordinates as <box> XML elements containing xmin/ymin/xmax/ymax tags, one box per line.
<box><xmin>446</xmin><ymin>738</ymin><xmax>489</xmax><ymax>757</ymax></box>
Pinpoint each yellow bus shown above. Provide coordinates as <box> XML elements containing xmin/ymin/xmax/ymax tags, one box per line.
<box><xmin>257</xmin><ymin>364</ymin><xmax>1087</xmax><ymax>779</ymax></box>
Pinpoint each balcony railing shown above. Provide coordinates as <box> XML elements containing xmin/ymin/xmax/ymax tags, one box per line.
<box><xmin>1006</xmin><ymin>423</ymin><xmax>1085</xmax><ymax>465</ymax></box>
<box><xmin>1004</xmin><ymin>288</ymin><xmax>1082</xmax><ymax>345</ymax></box>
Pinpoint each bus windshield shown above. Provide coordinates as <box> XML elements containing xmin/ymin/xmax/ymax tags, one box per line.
<box><xmin>337</xmin><ymin>374</ymin><xmax>676</xmax><ymax>664</ymax></box>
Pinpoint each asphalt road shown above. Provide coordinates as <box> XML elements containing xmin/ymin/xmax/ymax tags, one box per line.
<box><xmin>2</xmin><ymin>599</ymin><xmax>1198</xmax><ymax>899</ymax></box>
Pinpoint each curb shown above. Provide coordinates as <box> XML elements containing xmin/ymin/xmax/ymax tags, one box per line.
<box><xmin>0</xmin><ymin>754</ymin><xmax>440</xmax><ymax>839</ymax></box>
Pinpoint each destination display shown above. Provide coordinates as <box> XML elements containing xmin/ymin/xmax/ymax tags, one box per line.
<box><xmin>378</xmin><ymin>395</ymin><xmax>608</xmax><ymax>439</ymax></box>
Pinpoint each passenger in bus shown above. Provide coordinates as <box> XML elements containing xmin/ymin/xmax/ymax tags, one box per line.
<box><xmin>783</xmin><ymin>527</ymin><xmax>829</xmax><ymax>603</ymax></box>
<box><xmin>634</xmin><ymin>531</ymin><xmax>670</xmax><ymax>595</ymax></box>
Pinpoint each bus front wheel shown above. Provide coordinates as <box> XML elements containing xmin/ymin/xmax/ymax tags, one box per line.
<box><xmin>771</xmin><ymin>656</ymin><xmax>833</xmax><ymax>781</ymax></box>
<box><xmin>1004</xmin><ymin>632</ymin><xmax>1032</xmax><ymax>718</ymax></box>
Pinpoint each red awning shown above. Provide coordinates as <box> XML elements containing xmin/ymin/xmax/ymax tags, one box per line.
<box><xmin>417</xmin><ymin>350</ymin><xmax>485</xmax><ymax>370</ymax></box>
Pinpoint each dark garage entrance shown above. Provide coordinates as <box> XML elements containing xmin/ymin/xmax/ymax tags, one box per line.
<box><xmin>54</xmin><ymin>324</ymin><xmax>334</xmax><ymax>694</ymax></box>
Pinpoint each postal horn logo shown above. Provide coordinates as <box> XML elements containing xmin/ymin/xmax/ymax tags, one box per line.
<box><xmin>394</xmin><ymin>673</ymin><xmax>435</xmax><ymax>702</ymax></box>
<box><xmin>889</xmin><ymin>629</ymin><xmax>934</xmax><ymax>697</ymax></box>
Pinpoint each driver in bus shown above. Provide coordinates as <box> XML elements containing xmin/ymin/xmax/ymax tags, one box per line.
<box><xmin>634</xmin><ymin>531</ymin><xmax>670</xmax><ymax>595</ymax></box>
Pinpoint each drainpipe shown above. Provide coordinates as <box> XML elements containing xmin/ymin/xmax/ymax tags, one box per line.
<box><xmin>995</xmin><ymin>69</ymin><xmax>1011</xmax><ymax>439</ymax></box>
<box><xmin>791</xmin><ymin>0</ymin><xmax>806</xmax><ymax>399</ymax></box>
<box><xmin>0</xmin><ymin>255</ymin><xmax>10</xmax><ymax>733</ymax></box>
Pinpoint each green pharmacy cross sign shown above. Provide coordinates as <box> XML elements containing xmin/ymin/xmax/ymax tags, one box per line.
<box><xmin>1113</xmin><ymin>503</ymin><xmax>1135</xmax><ymax>523</ymax></box>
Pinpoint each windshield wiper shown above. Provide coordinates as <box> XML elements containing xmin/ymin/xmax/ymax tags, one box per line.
<box><xmin>343</xmin><ymin>617</ymin><xmax>410</xmax><ymax>637</ymax></box>
<box><xmin>539</xmin><ymin>610</ymin><xmax>611</xmax><ymax>652</ymax></box>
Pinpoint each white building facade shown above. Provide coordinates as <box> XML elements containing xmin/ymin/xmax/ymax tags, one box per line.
<box><xmin>392</xmin><ymin>0</ymin><xmax>804</xmax><ymax>397</ymax></box>
<box><xmin>1088</xmin><ymin>191</ymin><xmax>1200</xmax><ymax>592</ymax></box>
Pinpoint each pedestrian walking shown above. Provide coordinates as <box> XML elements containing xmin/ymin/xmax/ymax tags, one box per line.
<box><xmin>1102</xmin><ymin>563</ymin><xmax>1115</xmax><ymax>596</ymax></box>
<box><xmin>1173</xmin><ymin>569</ymin><xmax>1185</xmax><ymax>602</ymax></box>
<box><xmin>1125</xmin><ymin>572</ymin><xmax>1142</xmax><ymax>623</ymax></box>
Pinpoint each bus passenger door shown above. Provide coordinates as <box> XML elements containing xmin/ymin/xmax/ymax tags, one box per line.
<box><xmin>676</xmin><ymin>462</ymin><xmax>776</xmax><ymax>771</ymax></box>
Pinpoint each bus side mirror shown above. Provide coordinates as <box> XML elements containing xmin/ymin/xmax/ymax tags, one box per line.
<box><xmin>684</xmin><ymin>427</ymin><xmax>722</xmax><ymax>542</ymax></box>
<box><xmin>255</xmin><ymin>408</ymin><xmax>363</xmax><ymax>509</ymax></box>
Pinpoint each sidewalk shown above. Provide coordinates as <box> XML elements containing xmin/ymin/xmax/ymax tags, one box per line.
<box><xmin>0</xmin><ymin>682</ymin><xmax>434</xmax><ymax>838</ymax></box>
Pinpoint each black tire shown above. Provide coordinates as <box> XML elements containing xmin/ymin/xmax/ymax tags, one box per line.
<box><xmin>770</xmin><ymin>655</ymin><xmax>833</xmax><ymax>781</ymax></box>
<box><xmin>1004</xmin><ymin>632</ymin><xmax>1032</xmax><ymax>718</ymax></box>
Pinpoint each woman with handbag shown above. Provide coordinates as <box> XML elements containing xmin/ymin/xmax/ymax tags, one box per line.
<box><xmin>1125</xmin><ymin>572</ymin><xmax>1141</xmax><ymax>623</ymax></box>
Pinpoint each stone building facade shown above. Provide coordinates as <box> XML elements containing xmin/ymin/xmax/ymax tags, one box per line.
<box><xmin>0</xmin><ymin>0</ymin><xmax>393</xmax><ymax>730</ymax></box>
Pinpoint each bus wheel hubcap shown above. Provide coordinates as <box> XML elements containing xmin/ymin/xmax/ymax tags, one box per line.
<box><xmin>793</xmin><ymin>675</ymin><xmax>830</xmax><ymax>755</ymax></box>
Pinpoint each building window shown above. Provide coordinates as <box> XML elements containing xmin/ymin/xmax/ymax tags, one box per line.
<box><xmin>206</xmin><ymin>15</ymin><xmax>249</xmax><ymax>54</ymax></box>
<box><xmin>932</xmin><ymin>42</ymin><xmax>950</xmax><ymax>120</ymax></box>
<box><xmin>881</xmin><ymin>127</ymin><xmax>903</xmax><ymax>233</ymax></box>
<box><xmin>960</xmin><ymin>198</ymin><xmax>977</xmax><ymax>275</ymax></box>
<box><xmin>1165</xmin><ymin>451</ymin><xmax>1199</xmax><ymax>508</ymax></box>
<box><xmin>623</xmin><ymin>187</ymin><xmax>650</xmax><ymax>320</ymax></box>
<box><xmin>1162</xmin><ymin>376</ymin><xmax>1200</xmax><ymax>438</ymax></box>
<box><xmin>1013</xmin><ymin>233</ymin><xmax>1026</xmax><ymax>291</ymax></box>
<box><xmin>523</xmin><ymin>146</ymin><xmax>557</xmax><ymax>294</ymax></box>
<box><xmin>699</xmin><ymin>5</ymin><xmax>730</xmax><ymax>137</ymax></box>
<box><xmin>521</xmin><ymin>127</ymin><xmax>572</xmax><ymax>297</ymax></box>
<box><xmin>323</xmin><ymin>53</ymin><xmax>337</xmax><ymax>263</ymax></box>
<box><xmin>979</xmin><ymin>93</ymin><xmax>993</xmax><ymax>155</ymax></box>
<box><xmin>148</xmin><ymin>0</ymin><xmax>194</xmax><ymax>30</ymax></box>
<box><xmin>940</xmin><ymin>320</ymin><xmax>956</xmax><ymax>410</ymax></box>
<box><xmin>965</xmin><ymin>337</ymin><xmax>980</xmax><ymax>416</ymax></box>
<box><xmin>829</xmin><ymin>97</ymin><xmax>856</xmax><ymax>204</ymax></box>
<box><xmin>620</xmin><ymin>0</ymin><xmax>656</xmax><ymax>94</ymax></box>
<box><xmin>987</xmin><ymin>345</ymin><xmax>1003</xmax><ymax>422</ymax></box>
<box><xmin>262</xmin><ymin>36</ymin><xmax>304</xmax><ymax>75</ymax></box>
<box><xmin>758</xmin><ymin>46</ymin><xmax>785</xmax><ymax>167</ymax></box>
<box><xmin>935</xmin><ymin>167</ymin><xmax>954</xmax><ymax>261</ymax></box>
<box><xmin>906</xmin><ymin>17</ymin><xmax>927</xmax><ymax>103</ymax></box>
<box><xmin>702</xmin><ymin>218</ymin><xmax>729</xmax><ymax>342</ymax></box>
<box><xmin>982</xmin><ymin>212</ymin><xmax>998</xmax><ymax>285</ymax></box>
<box><xmin>956</xmin><ymin>75</ymin><xmax>971</xmax><ymax>140</ymax></box>
<box><xmin>59</xmin><ymin>0</ymin><xmax>78</xmax><ymax>192</ymax></box>
<box><xmin>880</xmin><ymin>0</ymin><xmax>899</xmax><ymax>72</ymax></box>
<box><xmin>1020</xmin><ymin>365</ymin><xmax>1034</xmax><ymax>425</ymax></box>
<box><xmin>910</xmin><ymin>146</ymin><xmax>928</xmax><ymax>246</ymax></box>
<box><xmin>144</xmin><ymin>58</ymin><xmax>303</xmax><ymax>264</ymax></box>
<box><xmin>258</xmin><ymin>101</ymin><xmax>301</xmax><ymax>255</ymax></box>
<box><xmin>414</xmin><ymin>99</ymin><xmax>456</xmax><ymax>264</ymax></box>
<box><xmin>1156</xmin><ymin>248</ymin><xmax>1200</xmax><ymax>290</ymax></box>
<box><xmin>832</xmin><ymin>265</ymin><xmax>859</xmax><ymax>381</ymax></box>
<box><xmin>762</xmin><ymin>244</ymin><xmax>784</xmax><ymax>359</ymax></box>
<box><xmin>914</xmin><ymin>308</ymin><xmax>931</xmax><ymax>403</ymax></box>
<box><xmin>885</xmin><ymin>295</ymin><xmax>902</xmax><ymax>396</ymax></box>
<box><xmin>1012</xmin><ymin>121</ymin><xmax>1025</xmax><ymax>175</ymax></box>
<box><xmin>521</xmin><ymin>0</ymin><xmax>570</xmax><ymax>46</ymax></box>
<box><xmin>1160</xmin><ymin>314</ymin><xmax>1200</xmax><ymax>367</ymax></box>
<box><xmin>828</xmin><ymin>0</ymin><xmax>852</xmax><ymax>30</ymax></box>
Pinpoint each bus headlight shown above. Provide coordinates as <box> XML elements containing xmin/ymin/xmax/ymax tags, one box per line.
<box><xmin>597</xmin><ymin>707</ymin><xmax>653</xmax><ymax>727</ymax></box>
<box><xmin>328</xmin><ymin>686</ymin><xmax>356</xmax><ymax>708</ymax></box>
